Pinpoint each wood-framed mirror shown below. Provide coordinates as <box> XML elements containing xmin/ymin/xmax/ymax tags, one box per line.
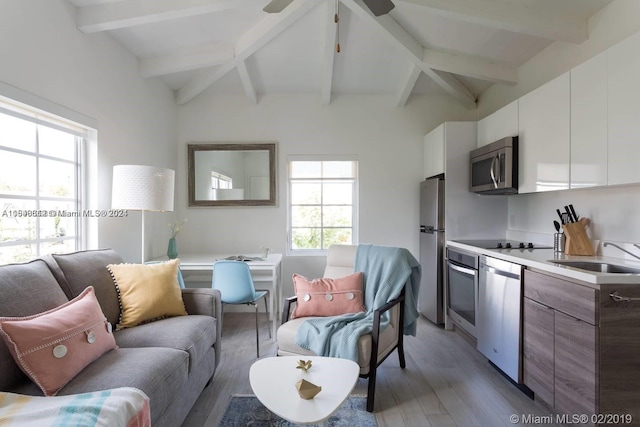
<box><xmin>188</xmin><ymin>142</ymin><xmax>276</xmax><ymax>207</ymax></box>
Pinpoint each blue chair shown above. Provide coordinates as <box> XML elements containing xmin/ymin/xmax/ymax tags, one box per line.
<box><xmin>145</xmin><ymin>261</ymin><xmax>185</xmax><ymax>288</ymax></box>
<box><xmin>212</xmin><ymin>260</ymin><xmax>271</xmax><ymax>357</ymax></box>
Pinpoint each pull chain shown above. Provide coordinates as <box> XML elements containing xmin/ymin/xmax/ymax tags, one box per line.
<box><xmin>335</xmin><ymin>0</ymin><xmax>340</xmax><ymax>53</ymax></box>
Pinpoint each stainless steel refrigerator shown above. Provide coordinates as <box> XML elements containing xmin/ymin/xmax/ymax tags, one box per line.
<box><xmin>418</xmin><ymin>175</ymin><xmax>445</xmax><ymax>324</ymax></box>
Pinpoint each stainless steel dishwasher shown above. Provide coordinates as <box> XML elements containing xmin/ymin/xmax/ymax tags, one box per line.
<box><xmin>477</xmin><ymin>255</ymin><xmax>523</xmax><ymax>383</ymax></box>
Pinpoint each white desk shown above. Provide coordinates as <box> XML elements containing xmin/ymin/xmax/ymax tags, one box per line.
<box><xmin>249</xmin><ymin>356</ymin><xmax>359</xmax><ymax>427</ymax></box>
<box><xmin>150</xmin><ymin>253</ymin><xmax>282</xmax><ymax>337</ymax></box>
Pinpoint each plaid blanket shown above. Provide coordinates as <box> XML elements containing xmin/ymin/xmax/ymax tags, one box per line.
<box><xmin>0</xmin><ymin>387</ymin><xmax>150</xmax><ymax>427</ymax></box>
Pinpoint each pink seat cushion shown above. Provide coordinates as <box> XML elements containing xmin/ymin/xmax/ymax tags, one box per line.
<box><xmin>292</xmin><ymin>272</ymin><xmax>365</xmax><ymax>318</ymax></box>
<box><xmin>0</xmin><ymin>286</ymin><xmax>117</xmax><ymax>396</ymax></box>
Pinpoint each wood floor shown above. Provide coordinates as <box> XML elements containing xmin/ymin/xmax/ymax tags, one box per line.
<box><xmin>182</xmin><ymin>313</ymin><xmax>563</xmax><ymax>427</ymax></box>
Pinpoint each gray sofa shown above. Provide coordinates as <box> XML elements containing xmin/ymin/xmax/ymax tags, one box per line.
<box><xmin>0</xmin><ymin>248</ymin><xmax>222</xmax><ymax>427</ymax></box>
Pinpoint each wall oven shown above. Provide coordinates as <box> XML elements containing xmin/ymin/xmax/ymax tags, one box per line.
<box><xmin>469</xmin><ymin>136</ymin><xmax>518</xmax><ymax>194</ymax></box>
<box><xmin>445</xmin><ymin>247</ymin><xmax>479</xmax><ymax>337</ymax></box>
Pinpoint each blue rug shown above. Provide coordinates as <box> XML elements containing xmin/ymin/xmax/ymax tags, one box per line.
<box><xmin>219</xmin><ymin>395</ymin><xmax>377</xmax><ymax>426</ymax></box>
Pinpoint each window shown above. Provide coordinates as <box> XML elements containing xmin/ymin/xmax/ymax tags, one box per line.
<box><xmin>0</xmin><ymin>101</ymin><xmax>87</xmax><ymax>265</ymax></box>
<box><xmin>288</xmin><ymin>158</ymin><xmax>358</xmax><ymax>254</ymax></box>
<box><xmin>211</xmin><ymin>170</ymin><xmax>232</xmax><ymax>190</ymax></box>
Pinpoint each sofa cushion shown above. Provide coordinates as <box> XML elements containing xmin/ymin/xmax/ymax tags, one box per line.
<box><xmin>107</xmin><ymin>260</ymin><xmax>187</xmax><ymax>330</ymax></box>
<box><xmin>291</xmin><ymin>272</ymin><xmax>365</xmax><ymax>318</ymax></box>
<box><xmin>0</xmin><ymin>287</ymin><xmax>117</xmax><ymax>396</ymax></box>
<box><xmin>57</xmin><ymin>347</ymin><xmax>189</xmax><ymax>425</ymax></box>
<box><xmin>0</xmin><ymin>259</ymin><xmax>70</xmax><ymax>391</ymax></box>
<box><xmin>46</xmin><ymin>249</ymin><xmax>124</xmax><ymax>326</ymax></box>
<box><xmin>114</xmin><ymin>315</ymin><xmax>216</xmax><ymax>373</ymax></box>
<box><xmin>277</xmin><ymin>316</ymin><xmax>398</xmax><ymax>375</ymax></box>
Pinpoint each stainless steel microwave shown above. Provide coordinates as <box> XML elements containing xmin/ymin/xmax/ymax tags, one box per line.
<box><xmin>469</xmin><ymin>136</ymin><xmax>518</xmax><ymax>195</ymax></box>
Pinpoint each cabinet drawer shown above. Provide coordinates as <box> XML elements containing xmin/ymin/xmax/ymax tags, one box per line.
<box><xmin>524</xmin><ymin>270</ymin><xmax>597</xmax><ymax>325</ymax></box>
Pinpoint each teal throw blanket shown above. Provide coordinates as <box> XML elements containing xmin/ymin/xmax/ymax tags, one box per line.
<box><xmin>295</xmin><ymin>244</ymin><xmax>421</xmax><ymax>363</ymax></box>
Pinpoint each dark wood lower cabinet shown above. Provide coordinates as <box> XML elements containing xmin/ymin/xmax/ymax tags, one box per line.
<box><xmin>523</xmin><ymin>270</ymin><xmax>640</xmax><ymax>426</ymax></box>
<box><xmin>522</xmin><ymin>297</ymin><xmax>554</xmax><ymax>406</ymax></box>
<box><xmin>554</xmin><ymin>311</ymin><xmax>597</xmax><ymax>415</ymax></box>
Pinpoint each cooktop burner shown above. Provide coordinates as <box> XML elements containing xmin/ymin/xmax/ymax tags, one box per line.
<box><xmin>453</xmin><ymin>239</ymin><xmax>552</xmax><ymax>250</ymax></box>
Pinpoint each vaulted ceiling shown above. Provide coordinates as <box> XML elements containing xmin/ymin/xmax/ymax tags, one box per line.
<box><xmin>66</xmin><ymin>0</ymin><xmax>613</xmax><ymax>108</ymax></box>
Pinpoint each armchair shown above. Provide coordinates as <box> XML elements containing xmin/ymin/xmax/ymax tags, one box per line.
<box><xmin>277</xmin><ymin>244</ymin><xmax>416</xmax><ymax>412</ymax></box>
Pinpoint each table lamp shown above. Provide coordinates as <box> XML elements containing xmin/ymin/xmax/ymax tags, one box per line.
<box><xmin>111</xmin><ymin>165</ymin><xmax>175</xmax><ymax>262</ymax></box>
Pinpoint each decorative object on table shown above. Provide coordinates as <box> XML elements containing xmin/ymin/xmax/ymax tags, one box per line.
<box><xmin>295</xmin><ymin>379</ymin><xmax>321</xmax><ymax>399</ymax></box>
<box><xmin>296</xmin><ymin>359</ymin><xmax>312</xmax><ymax>372</ymax></box>
<box><xmin>260</xmin><ymin>246</ymin><xmax>271</xmax><ymax>258</ymax></box>
<box><xmin>167</xmin><ymin>237</ymin><xmax>178</xmax><ymax>259</ymax></box>
<box><xmin>112</xmin><ymin>165</ymin><xmax>175</xmax><ymax>262</ymax></box>
<box><xmin>219</xmin><ymin>395</ymin><xmax>377</xmax><ymax>427</ymax></box>
<box><xmin>167</xmin><ymin>218</ymin><xmax>187</xmax><ymax>259</ymax></box>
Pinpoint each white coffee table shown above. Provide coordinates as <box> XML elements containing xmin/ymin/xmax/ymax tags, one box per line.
<box><xmin>249</xmin><ymin>356</ymin><xmax>360</xmax><ymax>426</ymax></box>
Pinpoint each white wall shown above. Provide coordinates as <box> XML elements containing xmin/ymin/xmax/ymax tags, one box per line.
<box><xmin>177</xmin><ymin>92</ymin><xmax>475</xmax><ymax>292</ymax></box>
<box><xmin>0</xmin><ymin>0</ymin><xmax>177</xmax><ymax>262</ymax></box>
<box><xmin>476</xmin><ymin>0</ymin><xmax>640</xmax><ymax>249</ymax></box>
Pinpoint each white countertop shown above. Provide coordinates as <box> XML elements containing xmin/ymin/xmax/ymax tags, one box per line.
<box><xmin>446</xmin><ymin>240</ymin><xmax>640</xmax><ymax>285</ymax></box>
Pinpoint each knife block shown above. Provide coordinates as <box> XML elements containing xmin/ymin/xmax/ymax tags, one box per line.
<box><xmin>563</xmin><ymin>220</ymin><xmax>595</xmax><ymax>256</ymax></box>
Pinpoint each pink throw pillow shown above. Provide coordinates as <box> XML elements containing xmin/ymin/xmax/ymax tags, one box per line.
<box><xmin>292</xmin><ymin>272</ymin><xmax>366</xmax><ymax>318</ymax></box>
<box><xmin>0</xmin><ymin>286</ymin><xmax>117</xmax><ymax>396</ymax></box>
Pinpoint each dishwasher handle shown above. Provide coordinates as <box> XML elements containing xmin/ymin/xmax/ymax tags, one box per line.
<box><xmin>481</xmin><ymin>264</ymin><xmax>521</xmax><ymax>281</ymax></box>
<box><xmin>448</xmin><ymin>261</ymin><xmax>478</xmax><ymax>276</ymax></box>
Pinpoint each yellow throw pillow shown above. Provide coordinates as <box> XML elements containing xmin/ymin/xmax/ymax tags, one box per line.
<box><xmin>107</xmin><ymin>259</ymin><xmax>187</xmax><ymax>330</ymax></box>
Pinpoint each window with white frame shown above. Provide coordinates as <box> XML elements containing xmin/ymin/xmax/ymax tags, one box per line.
<box><xmin>0</xmin><ymin>102</ymin><xmax>86</xmax><ymax>265</ymax></box>
<box><xmin>288</xmin><ymin>158</ymin><xmax>358</xmax><ymax>254</ymax></box>
<box><xmin>211</xmin><ymin>170</ymin><xmax>232</xmax><ymax>190</ymax></box>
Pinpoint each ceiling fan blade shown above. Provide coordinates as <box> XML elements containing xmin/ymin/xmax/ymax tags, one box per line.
<box><xmin>263</xmin><ymin>0</ymin><xmax>296</xmax><ymax>13</ymax></box>
<box><xmin>362</xmin><ymin>0</ymin><xmax>395</xmax><ymax>16</ymax></box>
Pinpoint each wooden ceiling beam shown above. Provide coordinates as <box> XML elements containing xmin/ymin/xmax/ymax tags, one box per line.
<box><xmin>399</xmin><ymin>0</ymin><xmax>588</xmax><ymax>43</ymax></box>
<box><xmin>341</xmin><ymin>0</ymin><xmax>477</xmax><ymax>109</ymax></box>
<box><xmin>77</xmin><ymin>0</ymin><xmax>241</xmax><ymax>33</ymax></box>
<box><xmin>177</xmin><ymin>0</ymin><xmax>322</xmax><ymax>104</ymax></box>
<box><xmin>139</xmin><ymin>43</ymin><xmax>235</xmax><ymax>77</ymax></box>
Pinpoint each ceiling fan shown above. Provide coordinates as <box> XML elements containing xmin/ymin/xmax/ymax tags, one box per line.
<box><xmin>263</xmin><ymin>0</ymin><xmax>395</xmax><ymax>16</ymax></box>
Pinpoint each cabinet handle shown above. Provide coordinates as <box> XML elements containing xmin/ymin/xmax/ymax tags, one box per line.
<box><xmin>609</xmin><ymin>291</ymin><xmax>640</xmax><ymax>302</ymax></box>
<box><xmin>490</xmin><ymin>155</ymin><xmax>499</xmax><ymax>188</ymax></box>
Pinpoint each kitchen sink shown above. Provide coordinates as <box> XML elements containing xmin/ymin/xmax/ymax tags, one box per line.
<box><xmin>550</xmin><ymin>260</ymin><xmax>640</xmax><ymax>274</ymax></box>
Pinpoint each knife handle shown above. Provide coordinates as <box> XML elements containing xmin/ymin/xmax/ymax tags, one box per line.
<box><xmin>564</xmin><ymin>206</ymin><xmax>574</xmax><ymax>223</ymax></box>
<box><xmin>569</xmin><ymin>204</ymin><xmax>579</xmax><ymax>220</ymax></box>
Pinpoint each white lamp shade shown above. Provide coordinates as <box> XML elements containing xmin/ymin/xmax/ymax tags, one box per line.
<box><xmin>112</xmin><ymin>165</ymin><xmax>175</xmax><ymax>211</ymax></box>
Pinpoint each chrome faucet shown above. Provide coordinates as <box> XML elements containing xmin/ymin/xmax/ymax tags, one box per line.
<box><xmin>602</xmin><ymin>242</ymin><xmax>640</xmax><ymax>261</ymax></box>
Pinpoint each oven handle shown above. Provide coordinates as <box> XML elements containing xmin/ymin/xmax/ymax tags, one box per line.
<box><xmin>448</xmin><ymin>262</ymin><xmax>477</xmax><ymax>276</ymax></box>
<box><xmin>482</xmin><ymin>264</ymin><xmax>520</xmax><ymax>281</ymax></box>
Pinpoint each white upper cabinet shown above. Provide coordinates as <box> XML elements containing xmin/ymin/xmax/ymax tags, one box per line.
<box><xmin>571</xmin><ymin>50</ymin><xmax>608</xmax><ymax>189</ymax></box>
<box><xmin>424</xmin><ymin>124</ymin><xmax>445</xmax><ymax>178</ymax></box>
<box><xmin>608</xmin><ymin>31</ymin><xmax>640</xmax><ymax>186</ymax></box>
<box><xmin>477</xmin><ymin>100</ymin><xmax>519</xmax><ymax>148</ymax></box>
<box><xmin>518</xmin><ymin>72</ymin><xmax>571</xmax><ymax>194</ymax></box>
